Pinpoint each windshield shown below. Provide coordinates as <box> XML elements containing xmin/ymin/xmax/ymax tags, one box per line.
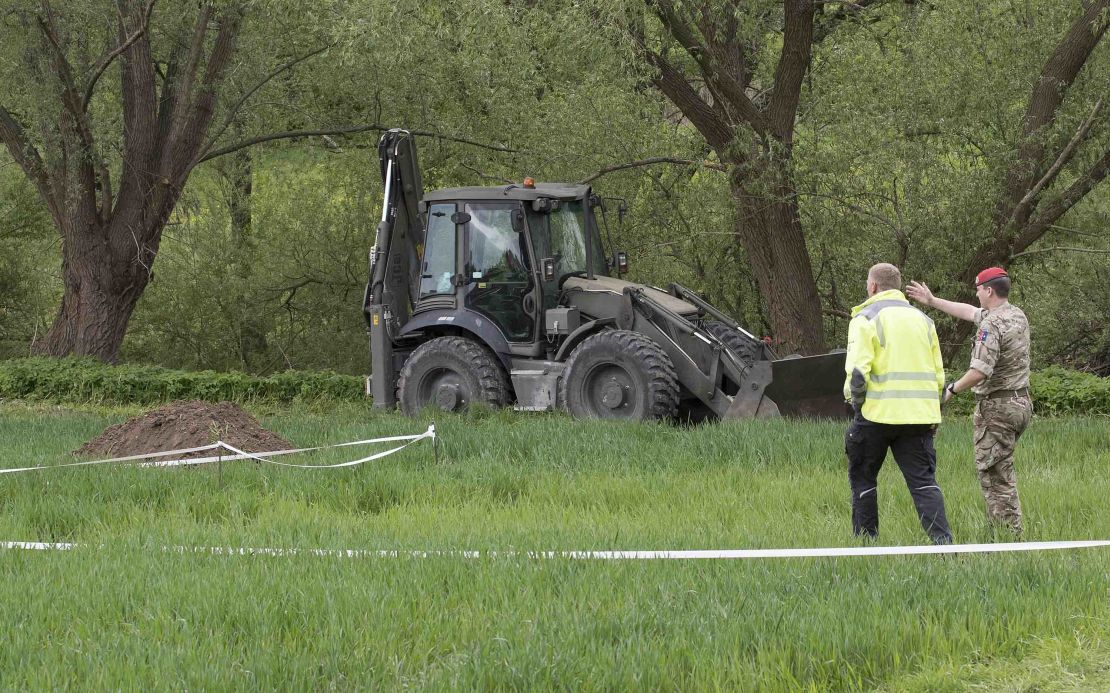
<box><xmin>551</xmin><ymin>202</ymin><xmax>588</xmax><ymax>274</ymax></box>
<box><xmin>536</xmin><ymin>200</ymin><xmax>608</xmax><ymax>277</ymax></box>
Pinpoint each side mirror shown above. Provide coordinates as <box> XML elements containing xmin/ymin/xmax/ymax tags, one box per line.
<box><xmin>541</xmin><ymin>257</ymin><xmax>556</xmax><ymax>283</ymax></box>
<box><xmin>511</xmin><ymin>209</ymin><xmax>525</xmax><ymax>232</ymax></box>
<box><xmin>614</xmin><ymin>251</ymin><xmax>629</xmax><ymax>275</ymax></box>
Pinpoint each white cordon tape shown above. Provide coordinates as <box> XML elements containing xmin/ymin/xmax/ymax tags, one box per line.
<box><xmin>0</xmin><ymin>442</ymin><xmax>225</xmax><ymax>475</ymax></box>
<box><xmin>0</xmin><ymin>424</ymin><xmax>435</xmax><ymax>475</ymax></box>
<box><xmin>2</xmin><ymin>539</ymin><xmax>1109</xmax><ymax>560</ymax></box>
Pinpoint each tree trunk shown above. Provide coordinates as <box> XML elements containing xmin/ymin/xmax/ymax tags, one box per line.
<box><xmin>32</xmin><ymin>217</ymin><xmax>155</xmax><ymax>360</ymax></box>
<box><xmin>1</xmin><ymin>3</ymin><xmax>246</xmax><ymax>364</ymax></box>
<box><xmin>224</xmin><ymin>148</ymin><xmax>271</xmax><ymax>371</ymax></box>
<box><xmin>729</xmin><ymin>163</ymin><xmax>825</xmax><ymax>355</ymax></box>
<box><xmin>633</xmin><ymin>0</ymin><xmax>830</xmax><ymax>355</ymax></box>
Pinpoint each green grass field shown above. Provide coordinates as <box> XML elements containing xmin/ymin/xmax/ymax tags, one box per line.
<box><xmin>0</xmin><ymin>400</ymin><xmax>1107</xmax><ymax>690</ymax></box>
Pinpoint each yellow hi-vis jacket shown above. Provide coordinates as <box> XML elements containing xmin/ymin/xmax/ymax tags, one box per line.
<box><xmin>843</xmin><ymin>289</ymin><xmax>945</xmax><ymax>425</ymax></box>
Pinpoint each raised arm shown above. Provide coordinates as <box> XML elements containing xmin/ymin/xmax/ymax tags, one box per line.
<box><xmin>906</xmin><ymin>281</ymin><xmax>980</xmax><ymax>323</ymax></box>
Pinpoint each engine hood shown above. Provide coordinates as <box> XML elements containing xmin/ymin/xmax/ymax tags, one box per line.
<box><xmin>562</xmin><ymin>275</ymin><xmax>699</xmax><ymax>316</ymax></box>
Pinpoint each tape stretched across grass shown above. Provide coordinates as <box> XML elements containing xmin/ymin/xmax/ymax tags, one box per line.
<box><xmin>2</xmin><ymin>540</ymin><xmax>1109</xmax><ymax>559</ymax></box>
<box><xmin>4</xmin><ymin>422</ymin><xmax>1108</xmax><ymax>559</ymax></box>
<box><xmin>0</xmin><ymin>424</ymin><xmax>436</xmax><ymax>474</ymax></box>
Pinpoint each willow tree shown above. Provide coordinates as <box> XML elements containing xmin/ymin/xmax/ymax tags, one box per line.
<box><xmin>944</xmin><ymin>0</ymin><xmax>1110</xmax><ymax>349</ymax></box>
<box><xmin>0</xmin><ymin>0</ymin><xmax>343</xmax><ymax>361</ymax></box>
<box><xmin>617</xmin><ymin>0</ymin><xmax>884</xmax><ymax>354</ymax></box>
<box><xmin>793</xmin><ymin>0</ymin><xmax>1108</xmax><ymax>357</ymax></box>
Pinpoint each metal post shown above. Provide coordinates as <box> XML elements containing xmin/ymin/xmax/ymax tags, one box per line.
<box><xmin>432</xmin><ymin>421</ymin><xmax>440</xmax><ymax>464</ymax></box>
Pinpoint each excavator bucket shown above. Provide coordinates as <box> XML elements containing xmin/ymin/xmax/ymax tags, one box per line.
<box><xmin>763</xmin><ymin>352</ymin><xmax>849</xmax><ymax>419</ymax></box>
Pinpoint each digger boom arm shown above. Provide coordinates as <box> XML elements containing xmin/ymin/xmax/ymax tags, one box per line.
<box><xmin>622</xmin><ymin>289</ymin><xmax>779</xmax><ymax>418</ymax></box>
<box><xmin>365</xmin><ymin>129</ymin><xmax>425</xmax><ymax>408</ymax></box>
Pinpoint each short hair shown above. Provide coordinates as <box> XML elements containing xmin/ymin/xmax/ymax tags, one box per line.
<box><xmin>868</xmin><ymin>263</ymin><xmax>902</xmax><ymax>292</ymax></box>
<box><xmin>982</xmin><ymin>276</ymin><xmax>1011</xmax><ymax>298</ymax></box>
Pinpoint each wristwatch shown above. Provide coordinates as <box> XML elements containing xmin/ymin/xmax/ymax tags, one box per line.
<box><xmin>944</xmin><ymin>382</ymin><xmax>957</xmax><ymax>397</ymax></box>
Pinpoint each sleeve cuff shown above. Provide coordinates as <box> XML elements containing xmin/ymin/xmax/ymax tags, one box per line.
<box><xmin>969</xmin><ymin>358</ymin><xmax>994</xmax><ymax>378</ymax></box>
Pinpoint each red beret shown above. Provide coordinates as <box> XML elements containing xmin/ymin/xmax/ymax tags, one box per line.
<box><xmin>975</xmin><ymin>267</ymin><xmax>1008</xmax><ymax>285</ymax></box>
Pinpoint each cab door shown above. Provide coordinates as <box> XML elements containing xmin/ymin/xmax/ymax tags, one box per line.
<box><xmin>415</xmin><ymin>202</ymin><xmax>458</xmax><ymax>305</ymax></box>
<box><xmin>463</xmin><ymin>202</ymin><xmax>535</xmax><ymax>342</ymax></box>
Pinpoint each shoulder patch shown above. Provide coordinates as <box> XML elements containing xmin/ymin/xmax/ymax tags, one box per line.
<box><xmin>978</xmin><ymin>328</ymin><xmax>989</xmax><ymax>343</ymax></box>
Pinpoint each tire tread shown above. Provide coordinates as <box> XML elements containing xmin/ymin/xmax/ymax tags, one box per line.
<box><xmin>560</xmin><ymin>330</ymin><xmax>679</xmax><ymax>420</ymax></box>
<box><xmin>397</xmin><ymin>336</ymin><xmax>510</xmax><ymax>415</ymax></box>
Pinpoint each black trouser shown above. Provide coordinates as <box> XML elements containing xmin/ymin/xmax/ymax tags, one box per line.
<box><xmin>845</xmin><ymin>415</ymin><xmax>952</xmax><ymax>544</ymax></box>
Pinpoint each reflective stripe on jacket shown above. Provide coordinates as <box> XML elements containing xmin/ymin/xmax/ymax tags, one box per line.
<box><xmin>843</xmin><ymin>289</ymin><xmax>945</xmax><ymax>425</ymax></box>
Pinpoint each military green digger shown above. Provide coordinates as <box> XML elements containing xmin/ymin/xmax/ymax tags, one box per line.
<box><xmin>363</xmin><ymin>129</ymin><xmax>846</xmax><ymax>420</ymax></box>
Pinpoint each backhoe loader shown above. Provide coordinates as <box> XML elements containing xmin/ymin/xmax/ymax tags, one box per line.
<box><xmin>363</xmin><ymin>129</ymin><xmax>846</xmax><ymax>420</ymax></box>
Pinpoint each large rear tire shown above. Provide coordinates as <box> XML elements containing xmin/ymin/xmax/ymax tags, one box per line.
<box><xmin>397</xmin><ymin>337</ymin><xmax>510</xmax><ymax>415</ymax></box>
<box><xmin>560</xmin><ymin>330</ymin><xmax>679</xmax><ymax>421</ymax></box>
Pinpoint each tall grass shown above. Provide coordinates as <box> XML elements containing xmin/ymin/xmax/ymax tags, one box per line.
<box><xmin>0</xmin><ymin>401</ymin><xmax>1107</xmax><ymax>690</ymax></box>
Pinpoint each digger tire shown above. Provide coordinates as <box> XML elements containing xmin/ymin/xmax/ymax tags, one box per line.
<box><xmin>561</xmin><ymin>330</ymin><xmax>679</xmax><ymax>421</ymax></box>
<box><xmin>397</xmin><ymin>336</ymin><xmax>510</xmax><ymax>415</ymax></box>
<box><xmin>703</xmin><ymin>321</ymin><xmax>765</xmax><ymax>366</ymax></box>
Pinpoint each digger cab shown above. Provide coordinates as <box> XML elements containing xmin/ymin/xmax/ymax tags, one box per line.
<box><xmin>409</xmin><ymin>182</ymin><xmax>610</xmax><ymax>358</ymax></box>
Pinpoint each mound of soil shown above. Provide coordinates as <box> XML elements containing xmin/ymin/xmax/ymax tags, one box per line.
<box><xmin>75</xmin><ymin>400</ymin><xmax>293</xmax><ymax>459</ymax></box>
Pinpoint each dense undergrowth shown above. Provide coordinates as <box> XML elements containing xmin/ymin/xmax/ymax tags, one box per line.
<box><xmin>2</xmin><ymin>357</ymin><xmax>1107</xmax><ymax>417</ymax></box>
<box><xmin>0</xmin><ymin>357</ymin><xmax>363</xmax><ymax>405</ymax></box>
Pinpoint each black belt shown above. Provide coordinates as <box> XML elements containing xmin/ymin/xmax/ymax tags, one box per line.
<box><xmin>978</xmin><ymin>387</ymin><xmax>1029</xmax><ymax>401</ymax></box>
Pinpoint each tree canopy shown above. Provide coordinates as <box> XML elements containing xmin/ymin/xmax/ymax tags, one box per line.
<box><xmin>1</xmin><ymin>0</ymin><xmax>1106</xmax><ymax>373</ymax></box>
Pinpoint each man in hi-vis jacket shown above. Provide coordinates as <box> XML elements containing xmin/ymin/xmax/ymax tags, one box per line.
<box><xmin>844</xmin><ymin>263</ymin><xmax>952</xmax><ymax>544</ymax></box>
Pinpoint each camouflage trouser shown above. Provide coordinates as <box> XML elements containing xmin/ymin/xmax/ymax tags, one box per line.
<box><xmin>973</xmin><ymin>395</ymin><xmax>1032</xmax><ymax>534</ymax></box>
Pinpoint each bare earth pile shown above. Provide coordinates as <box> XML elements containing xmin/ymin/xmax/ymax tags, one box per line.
<box><xmin>75</xmin><ymin>400</ymin><xmax>293</xmax><ymax>459</ymax></box>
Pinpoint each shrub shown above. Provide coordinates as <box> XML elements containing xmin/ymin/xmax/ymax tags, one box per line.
<box><xmin>939</xmin><ymin>366</ymin><xmax>1109</xmax><ymax>419</ymax></box>
<box><xmin>1029</xmin><ymin>366</ymin><xmax>1110</xmax><ymax>418</ymax></box>
<box><xmin>1</xmin><ymin>357</ymin><xmax>1105</xmax><ymax>416</ymax></box>
<box><xmin>0</xmin><ymin>357</ymin><xmax>365</xmax><ymax>405</ymax></box>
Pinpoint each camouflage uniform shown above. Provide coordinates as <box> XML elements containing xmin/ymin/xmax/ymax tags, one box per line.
<box><xmin>969</xmin><ymin>303</ymin><xmax>1032</xmax><ymax>533</ymax></box>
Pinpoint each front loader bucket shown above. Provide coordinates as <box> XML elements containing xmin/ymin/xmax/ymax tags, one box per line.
<box><xmin>763</xmin><ymin>352</ymin><xmax>849</xmax><ymax>419</ymax></box>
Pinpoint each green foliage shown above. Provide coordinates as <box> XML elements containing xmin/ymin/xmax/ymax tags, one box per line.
<box><xmin>1</xmin><ymin>0</ymin><xmax>1106</xmax><ymax>373</ymax></box>
<box><xmin>0</xmin><ymin>170</ymin><xmax>55</xmax><ymax>357</ymax></box>
<box><xmin>1015</xmin><ymin>197</ymin><xmax>1110</xmax><ymax>376</ymax></box>
<box><xmin>801</xmin><ymin>0</ymin><xmax>1109</xmax><ymax>352</ymax></box>
<box><xmin>3</xmin><ymin>356</ymin><xmax>1106</xmax><ymax>418</ymax></box>
<box><xmin>0</xmin><ymin>358</ymin><xmax>364</xmax><ymax>405</ymax></box>
<box><xmin>1029</xmin><ymin>366</ymin><xmax>1110</xmax><ymax>418</ymax></box>
<box><xmin>940</xmin><ymin>366</ymin><xmax>1110</xmax><ymax>418</ymax></box>
<box><xmin>121</xmin><ymin>149</ymin><xmax>377</xmax><ymax>374</ymax></box>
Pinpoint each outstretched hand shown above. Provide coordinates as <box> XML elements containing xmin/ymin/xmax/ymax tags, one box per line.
<box><xmin>906</xmin><ymin>281</ymin><xmax>934</xmax><ymax>306</ymax></box>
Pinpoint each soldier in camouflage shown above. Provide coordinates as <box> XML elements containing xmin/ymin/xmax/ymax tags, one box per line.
<box><xmin>907</xmin><ymin>267</ymin><xmax>1032</xmax><ymax>535</ymax></box>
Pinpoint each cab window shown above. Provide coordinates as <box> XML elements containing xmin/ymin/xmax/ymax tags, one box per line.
<box><xmin>418</xmin><ymin>203</ymin><xmax>456</xmax><ymax>298</ymax></box>
<box><xmin>464</xmin><ymin>202</ymin><xmax>534</xmax><ymax>342</ymax></box>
